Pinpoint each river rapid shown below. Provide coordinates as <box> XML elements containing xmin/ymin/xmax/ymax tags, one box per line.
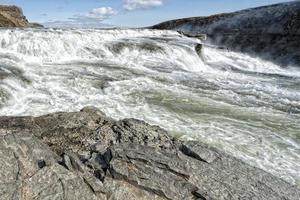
<box><xmin>0</xmin><ymin>28</ymin><xmax>299</xmax><ymax>185</ymax></box>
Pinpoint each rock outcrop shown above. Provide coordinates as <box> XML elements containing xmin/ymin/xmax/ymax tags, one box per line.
<box><xmin>0</xmin><ymin>107</ymin><xmax>299</xmax><ymax>200</ymax></box>
<box><xmin>0</xmin><ymin>5</ymin><xmax>42</xmax><ymax>28</ymax></box>
<box><xmin>152</xmin><ymin>2</ymin><xmax>300</xmax><ymax>66</ymax></box>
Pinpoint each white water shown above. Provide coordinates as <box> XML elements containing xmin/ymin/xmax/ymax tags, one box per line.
<box><xmin>0</xmin><ymin>28</ymin><xmax>299</xmax><ymax>185</ymax></box>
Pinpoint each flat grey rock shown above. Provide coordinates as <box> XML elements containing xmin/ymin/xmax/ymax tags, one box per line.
<box><xmin>0</xmin><ymin>107</ymin><xmax>299</xmax><ymax>200</ymax></box>
<box><xmin>0</xmin><ymin>130</ymin><xmax>105</xmax><ymax>200</ymax></box>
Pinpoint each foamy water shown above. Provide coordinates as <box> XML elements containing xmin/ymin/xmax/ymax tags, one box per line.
<box><xmin>0</xmin><ymin>28</ymin><xmax>299</xmax><ymax>185</ymax></box>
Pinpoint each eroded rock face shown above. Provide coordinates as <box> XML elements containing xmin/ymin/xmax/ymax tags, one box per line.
<box><xmin>0</xmin><ymin>131</ymin><xmax>101</xmax><ymax>199</ymax></box>
<box><xmin>0</xmin><ymin>107</ymin><xmax>299</xmax><ymax>200</ymax></box>
<box><xmin>152</xmin><ymin>2</ymin><xmax>300</xmax><ymax>66</ymax></box>
<box><xmin>0</xmin><ymin>5</ymin><xmax>42</xmax><ymax>27</ymax></box>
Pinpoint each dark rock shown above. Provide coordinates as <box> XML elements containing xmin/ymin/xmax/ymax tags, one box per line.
<box><xmin>0</xmin><ymin>107</ymin><xmax>299</xmax><ymax>200</ymax></box>
<box><xmin>152</xmin><ymin>2</ymin><xmax>300</xmax><ymax>66</ymax></box>
<box><xmin>195</xmin><ymin>44</ymin><xmax>203</xmax><ymax>57</ymax></box>
<box><xmin>37</xmin><ymin>160</ymin><xmax>46</xmax><ymax>169</ymax></box>
<box><xmin>178</xmin><ymin>31</ymin><xmax>207</xmax><ymax>40</ymax></box>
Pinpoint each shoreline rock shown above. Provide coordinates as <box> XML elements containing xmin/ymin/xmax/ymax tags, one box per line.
<box><xmin>0</xmin><ymin>107</ymin><xmax>299</xmax><ymax>200</ymax></box>
<box><xmin>151</xmin><ymin>2</ymin><xmax>300</xmax><ymax>66</ymax></box>
<box><xmin>0</xmin><ymin>5</ymin><xmax>42</xmax><ymax>28</ymax></box>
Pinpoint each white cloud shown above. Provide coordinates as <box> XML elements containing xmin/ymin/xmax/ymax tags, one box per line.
<box><xmin>43</xmin><ymin>20</ymin><xmax>113</xmax><ymax>28</ymax></box>
<box><xmin>86</xmin><ymin>7</ymin><xmax>118</xmax><ymax>20</ymax></box>
<box><xmin>71</xmin><ymin>7</ymin><xmax>118</xmax><ymax>24</ymax></box>
<box><xmin>44</xmin><ymin>7</ymin><xmax>118</xmax><ymax>28</ymax></box>
<box><xmin>124</xmin><ymin>0</ymin><xmax>164</xmax><ymax>11</ymax></box>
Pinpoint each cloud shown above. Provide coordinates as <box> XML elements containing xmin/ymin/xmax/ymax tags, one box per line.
<box><xmin>85</xmin><ymin>7</ymin><xmax>118</xmax><ymax>20</ymax></box>
<box><xmin>70</xmin><ymin>7</ymin><xmax>118</xmax><ymax>25</ymax></box>
<box><xmin>124</xmin><ymin>0</ymin><xmax>164</xmax><ymax>11</ymax></box>
<box><xmin>70</xmin><ymin>7</ymin><xmax>118</xmax><ymax>22</ymax></box>
<box><xmin>43</xmin><ymin>20</ymin><xmax>114</xmax><ymax>29</ymax></box>
<box><xmin>44</xmin><ymin>7</ymin><xmax>118</xmax><ymax>28</ymax></box>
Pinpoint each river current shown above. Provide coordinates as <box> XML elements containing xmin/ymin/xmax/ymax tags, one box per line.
<box><xmin>0</xmin><ymin>28</ymin><xmax>299</xmax><ymax>185</ymax></box>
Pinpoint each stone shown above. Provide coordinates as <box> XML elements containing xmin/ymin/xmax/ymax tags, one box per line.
<box><xmin>152</xmin><ymin>1</ymin><xmax>300</xmax><ymax>66</ymax></box>
<box><xmin>0</xmin><ymin>5</ymin><xmax>42</xmax><ymax>27</ymax></box>
<box><xmin>195</xmin><ymin>44</ymin><xmax>203</xmax><ymax>58</ymax></box>
<box><xmin>180</xmin><ymin>141</ymin><xmax>220</xmax><ymax>163</ymax></box>
<box><xmin>37</xmin><ymin>160</ymin><xmax>46</xmax><ymax>169</ymax></box>
<box><xmin>0</xmin><ymin>129</ymin><xmax>106</xmax><ymax>200</ymax></box>
<box><xmin>108</xmin><ymin>143</ymin><xmax>199</xmax><ymax>200</ymax></box>
<box><xmin>103</xmin><ymin>177</ymin><xmax>165</xmax><ymax>200</ymax></box>
<box><xmin>0</xmin><ymin>107</ymin><xmax>299</xmax><ymax>200</ymax></box>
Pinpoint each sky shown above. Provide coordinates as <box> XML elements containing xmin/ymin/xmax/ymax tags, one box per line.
<box><xmin>0</xmin><ymin>0</ymin><xmax>295</xmax><ymax>27</ymax></box>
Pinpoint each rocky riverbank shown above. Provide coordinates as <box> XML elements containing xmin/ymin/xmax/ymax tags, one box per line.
<box><xmin>0</xmin><ymin>5</ymin><xmax>42</xmax><ymax>27</ymax></box>
<box><xmin>152</xmin><ymin>1</ymin><xmax>300</xmax><ymax>66</ymax></box>
<box><xmin>0</xmin><ymin>107</ymin><xmax>299</xmax><ymax>200</ymax></box>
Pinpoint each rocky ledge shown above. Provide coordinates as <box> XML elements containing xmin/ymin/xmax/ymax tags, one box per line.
<box><xmin>152</xmin><ymin>2</ymin><xmax>300</xmax><ymax>66</ymax></box>
<box><xmin>0</xmin><ymin>107</ymin><xmax>299</xmax><ymax>200</ymax></box>
<box><xmin>0</xmin><ymin>5</ymin><xmax>42</xmax><ymax>28</ymax></box>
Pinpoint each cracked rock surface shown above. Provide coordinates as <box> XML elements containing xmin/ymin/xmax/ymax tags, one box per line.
<box><xmin>0</xmin><ymin>107</ymin><xmax>299</xmax><ymax>200</ymax></box>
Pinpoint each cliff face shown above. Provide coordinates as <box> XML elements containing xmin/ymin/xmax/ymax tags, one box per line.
<box><xmin>152</xmin><ymin>2</ymin><xmax>300</xmax><ymax>66</ymax></box>
<box><xmin>0</xmin><ymin>5</ymin><xmax>41</xmax><ymax>27</ymax></box>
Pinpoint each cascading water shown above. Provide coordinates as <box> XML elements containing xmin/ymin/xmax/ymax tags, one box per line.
<box><xmin>0</xmin><ymin>28</ymin><xmax>299</xmax><ymax>185</ymax></box>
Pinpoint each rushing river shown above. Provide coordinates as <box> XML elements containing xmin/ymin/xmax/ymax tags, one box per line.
<box><xmin>0</xmin><ymin>28</ymin><xmax>299</xmax><ymax>185</ymax></box>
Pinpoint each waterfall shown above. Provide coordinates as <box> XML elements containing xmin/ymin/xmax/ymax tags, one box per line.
<box><xmin>0</xmin><ymin>28</ymin><xmax>299</xmax><ymax>185</ymax></box>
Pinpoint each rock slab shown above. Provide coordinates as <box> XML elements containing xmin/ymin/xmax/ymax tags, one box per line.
<box><xmin>0</xmin><ymin>107</ymin><xmax>299</xmax><ymax>200</ymax></box>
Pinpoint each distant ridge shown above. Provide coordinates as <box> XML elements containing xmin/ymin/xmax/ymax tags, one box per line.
<box><xmin>152</xmin><ymin>1</ymin><xmax>300</xmax><ymax>66</ymax></box>
<box><xmin>0</xmin><ymin>5</ymin><xmax>42</xmax><ymax>28</ymax></box>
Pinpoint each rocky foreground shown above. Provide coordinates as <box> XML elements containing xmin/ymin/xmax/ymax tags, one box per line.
<box><xmin>152</xmin><ymin>1</ymin><xmax>300</xmax><ymax>66</ymax></box>
<box><xmin>0</xmin><ymin>5</ymin><xmax>41</xmax><ymax>28</ymax></box>
<box><xmin>0</xmin><ymin>107</ymin><xmax>299</xmax><ymax>200</ymax></box>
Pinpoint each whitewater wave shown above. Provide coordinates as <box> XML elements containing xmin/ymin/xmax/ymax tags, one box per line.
<box><xmin>0</xmin><ymin>28</ymin><xmax>299</xmax><ymax>185</ymax></box>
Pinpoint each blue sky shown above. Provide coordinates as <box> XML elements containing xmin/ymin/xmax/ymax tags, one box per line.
<box><xmin>0</xmin><ymin>0</ymin><xmax>294</xmax><ymax>27</ymax></box>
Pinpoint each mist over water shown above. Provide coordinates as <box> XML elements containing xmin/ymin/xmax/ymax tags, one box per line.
<box><xmin>0</xmin><ymin>28</ymin><xmax>299</xmax><ymax>185</ymax></box>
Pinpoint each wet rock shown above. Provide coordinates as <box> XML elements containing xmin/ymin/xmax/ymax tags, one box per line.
<box><xmin>0</xmin><ymin>107</ymin><xmax>299</xmax><ymax>200</ymax></box>
<box><xmin>195</xmin><ymin>44</ymin><xmax>203</xmax><ymax>57</ymax></box>
<box><xmin>178</xmin><ymin>31</ymin><xmax>207</xmax><ymax>40</ymax></box>
<box><xmin>152</xmin><ymin>1</ymin><xmax>300</xmax><ymax>66</ymax></box>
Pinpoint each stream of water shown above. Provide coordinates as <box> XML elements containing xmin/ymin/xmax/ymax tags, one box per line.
<box><xmin>0</xmin><ymin>28</ymin><xmax>299</xmax><ymax>185</ymax></box>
